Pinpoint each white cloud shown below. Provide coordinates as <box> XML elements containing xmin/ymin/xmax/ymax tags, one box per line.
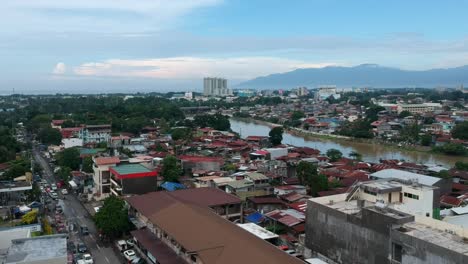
<box><xmin>2</xmin><ymin>0</ymin><xmax>222</xmax><ymax>33</ymax></box>
<box><xmin>73</xmin><ymin>57</ymin><xmax>339</xmax><ymax>80</ymax></box>
<box><xmin>52</xmin><ymin>62</ymin><xmax>66</xmax><ymax>74</ymax></box>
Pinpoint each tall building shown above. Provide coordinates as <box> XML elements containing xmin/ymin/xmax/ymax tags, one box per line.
<box><xmin>203</xmin><ymin>77</ymin><xmax>232</xmax><ymax>97</ymax></box>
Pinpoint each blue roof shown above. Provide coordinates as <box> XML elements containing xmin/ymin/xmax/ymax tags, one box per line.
<box><xmin>160</xmin><ymin>182</ymin><xmax>185</xmax><ymax>192</ymax></box>
<box><xmin>245</xmin><ymin>212</ymin><xmax>264</xmax><ymax>224</ymax></box>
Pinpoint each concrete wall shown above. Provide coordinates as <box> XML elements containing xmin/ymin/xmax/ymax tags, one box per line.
<box><xmin>122</xmin><ymin>177</ymin><xmax>158</xmax><ymax>195</ymax></box>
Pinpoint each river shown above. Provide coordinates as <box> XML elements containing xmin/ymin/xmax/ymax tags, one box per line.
<box><xmin>230</xmin><ymin>118</ymin><xmax>468</xmax><ymax>167</ymax></box>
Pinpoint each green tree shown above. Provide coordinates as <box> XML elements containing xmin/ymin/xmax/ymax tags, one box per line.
<box><xmin>61</xmin><ymin>120</ymin><xmax>75</xmax><ymax>128</ymax></box>
<box><xmin>455</xmin><ymin>161</ymin><xmax>468</xmax><ymax>171</ymax></box>
<box><xmin>171</xmin><ymin>128</ymin><xmax>192</xmax><ymax>141</ymax></box>
<box><xmin>38</xmin><ymin>127</ymin><xmax>62</xmax><ymax>145</ymax></box>
<box><xmin>349</xmin><ymin>151</ymin><xmax>362</xmax><ymax>161</ymax></box>
<box><xmin>365</xmin><ymin>105</ymin><xmax>385</xmax><ymax>122</ymax></box>
<box><xmin>21</xmin><ymin>210</ymin><xmax>38</xmax><ymax>225</ymax></box>
<box><xmin>326</xmin><ymin>149</ymin><xmax>343</xmax><ymax>162</ymax></box>
<box><xmin>158</xmin><ymin>118</ymin><xmax>170</xmax><ymax>134</ymax></box>
<box><xmin>94</xmin><ymin>196</ymin><xmax>131</xmax><ymax>238</ymax></box>
<box><xmin>398</xmin><ymin>110</ymin><xmax>412</xmax><ymax>118</ymax></box>
<box><xmin>296</xmin><ymin>161</ymin><xmax>328</xmax><ymax>196</ymax></box>
<box><xmin>193</xmin><ymin>113</ymin><xmax>231</xmax><ymax>131</ymax></box>
<box><xmin>269</xmin><ymin>126</ymin><xmax>284</xmax><ymax>146</ymax></box>
<box><xmin>57</xmin><ymin>148</ymin><xmax>80</xmax><ymax>170</ymax></box>
<box><xmin>433</xmin><ymin>143</ymin><xmax>467</xmax><ymax>156</ymax></box>
<box><xmin>400</xmin><ymin>122</ymin><xmax>421</xmax><ymax>143</ymax></box>
<box><xmin>58</xmin><ymin>166</ymin><xmax>72</xmax><ymax>181</ymax></box>
<box><xmin>291</xmin><ymin>111</ymin><xmax>305</xmax><ymax>120</ymax></box>
<box><xmin>2</xmin><ymin>160</ymin><xmax>30</xmax><ymax>180</ymax></box>
<box><xmin>452</xmin><ymin>122</ymin><xmax>468</xmax><ymax>140</ymax></box>
<box><xmin>420</xmin><ymin>134</ymin><xmax>432</xmax><ymax>146</ymax></box>
<box><xmin>82</xmin><ymin>156</ymin><xmax>94</xmax><ymax>173</ymax></box>
<box><xmin>161</xmin><ymin>155</ymin><xmax>182</xmax><ymax>182</ymax></box>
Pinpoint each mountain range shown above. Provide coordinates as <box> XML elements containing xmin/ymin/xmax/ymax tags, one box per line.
<box><xmin>236</xmin><ymin>64</ymin><xmax>468</xmax><ymax>89</ymax></box>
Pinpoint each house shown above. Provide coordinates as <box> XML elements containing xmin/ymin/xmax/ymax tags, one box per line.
<box><xmin>110</xmin><ymin>164</ymin><xmax>158</xmax><ymax>196</ymax></box>
<box><xmin>92</xmin><ymin>156</ymin><xmax>120</xmax><ymax>200</ymax></box>
<box><xmin>79</xmin><ymin>124</ymin><xmax>112</xmax><ymax>144</ymax></box>
<box><xmin>274</xmin><ymin>185</ymin><xmax>307</xmax><ymax>196</ymax></box>
<box><xmin>244</xmin><ymin>172</ymin><xmax>270</xmax><ymax>189</ymax></box>
<box><xmin>179</xmin><ymin>156</ymin><xmax>224</xmax><ymax>175</ymax></box>
<box><xmin>247</xmin><ymin>196</ymin><xmax>286</xmax><ymax>214</ymax></box>
<box><xmin>125</xmin><ymin>192</ymin><xmax>303</xmax><ymax>264</ymax></box>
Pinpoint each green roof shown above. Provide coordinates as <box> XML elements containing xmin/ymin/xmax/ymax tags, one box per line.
<box><xmin>80</xmin><ymin>148</ymin><xmax>106</xmax><ymax>155</ymax></box>
<box><xmin>110</xmin><ymin>164</ymin><xmax>152</xmax><ymax>175</ymax></box>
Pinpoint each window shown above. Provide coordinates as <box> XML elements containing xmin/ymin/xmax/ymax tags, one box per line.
<box><xmin>404</xmin><ymin>192</ymin><xmax>419</xmax><ymax>200</ymax></box>
<box><xmin>392</xmin><ymin>243</ymin><xmax>403</xmax><ymax>262</ymax></box>
<box><xmin>364</xmin><ymin>189</ymin><xmax>377</xmax><ymax>196</ymax></box>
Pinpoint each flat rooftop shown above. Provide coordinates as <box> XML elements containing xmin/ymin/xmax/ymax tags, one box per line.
<box><xmin>361</xmin><ymin>179</ymin><xmax>436</xmax><ymax>193</ymax></box>
<box><xmin>5</xmin><ymin>234</ymin><xmax>67</xmax><ymax>263</ymax></box>
<box><xmin>237</xmin><ymin>223</ymin><xmax>279</xmax><ymax>240</ymax></box>
<box><xmin>401</xmin><ymin>221</ymin><xmax>468</xmax><ymax>255</ymax></box>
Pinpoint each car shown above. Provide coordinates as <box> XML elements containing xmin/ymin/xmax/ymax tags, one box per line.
<box><xmin>50</xmin><ymin>192</ymin><xmax>58</xmax><ymax>200</ymax></box>
<box><xmin>61</xmin><ymin>189</ymin><xmax>69</xmax><ymax>195</ymax></box>
<box><xmin>131</xmin><ymin>257</ymin><xmax>147</xmax><ymax>264</ymax></box>
<box><xmin>123</xmin><ymin>250</ymin><xmax>137</xmax><ymax>261</ymax></box>
<box><xmin>116</xmin><ymin>240</ymin><xmax>128</xmax><ymax>252</ymax></box>
<box><xmin>39</xmin><ymin>186</ymin><xmax>44</xmax><ymax>192</ymax></box>
<box><xmin>51</xmin><ymin>184</ymin><xmax>57</xmax><ymax>191</ymax></box>
<box><xmin>80</xmin><ymin>226</ymin><xmax>89</xmax><ymax>235</ymax></box>
<box><xmin>67</xmin><ymin>242</ymin><xmax>76</xmax><ymax>253</ymax></box>
<box><xmin>126</xmin><ymin>238</ymin><xmax>136</xmax><ymax>247</ymax></box>
<box><xmin>77</xmin><ymin>243</ymin><xmax>87</xmax><ymax>253</ymax></box>
<box><xmin>284</xmin><ymin>249</ymin><xmax>296</xmax><ymax>255</ymax></box>
<box><xmin>82</xmin><ymin>254</ymin><xmax>93</xmax><ymax>264</ymax></box>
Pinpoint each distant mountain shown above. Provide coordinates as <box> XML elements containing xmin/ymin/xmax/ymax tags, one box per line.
<box><xmin>237</xmin><ymin>64</ymin><xmax>468</xmax><ymax>89</ymax></box>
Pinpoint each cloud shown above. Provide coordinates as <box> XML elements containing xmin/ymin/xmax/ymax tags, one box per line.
<box><xmin>73</xmin><ymin>57</ymin><xmax>339</xmax><ymax>80</ymax></box>
<box><xmin>52</xmin><ymin>62</ymin><xmax>66</xmax><ymax>74</ymax></box>
<box><xmin>2</xmin><ymin>0</ymin><xmax>222</xmax><ymax>33</ymax></box>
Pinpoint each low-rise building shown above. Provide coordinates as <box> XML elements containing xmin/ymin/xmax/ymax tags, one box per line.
<box><xmin>92</xmin><ymin>156</ymin><xmax>120</xmax><ymax>200</ymax></box>
<box><xmin>4</xmin><ymin>234</ymin><xmax>67</xmax><ymax>264</ymax></box>
<box><xmin>110</xmin><ymin>164</ymin><xmax>158</xmax><ymax>196</ymax></box>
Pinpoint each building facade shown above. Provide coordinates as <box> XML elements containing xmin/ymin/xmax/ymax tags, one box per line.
<box><xmin>203</xmin><ymin>77</ymin><xmax>232</xmax><ymax>97</ymax></box>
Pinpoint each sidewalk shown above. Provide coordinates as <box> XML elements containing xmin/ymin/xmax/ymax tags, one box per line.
<box><xmin>81</xmin><ymin>200</ymin><xmax>103</xmax><ymax>217</ymax></box>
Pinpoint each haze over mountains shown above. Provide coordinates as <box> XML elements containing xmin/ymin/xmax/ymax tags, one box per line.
<box><xmin>237</xmin><ymin>64</ymin><xmax>468</xmax><ymax>89</ymax></box>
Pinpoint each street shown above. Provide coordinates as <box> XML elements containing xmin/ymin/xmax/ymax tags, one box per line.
<box><xmin>33</xmin><ymin>148</ymin><xmax>122</xmax><ymax>264</ymax></box>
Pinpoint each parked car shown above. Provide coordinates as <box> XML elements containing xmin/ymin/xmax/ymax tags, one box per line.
<box><xmin>82</xmin><ymin>254</ymin><xmax>94</xmax><ymax>264</ymax></box>
<box><xmin>80</xmin><ymin>226</ymin><xmax>89</xmax><ymax>235</ymax></box>
<box><xmin>116</xmin><ymin>240</ymin><xmax>128</xmax><ymax>252</ymax></box>
<box><xmin>123</xmin><ymin>250</ymin><xmax>137</xmax><ymax>261</ymax></box>
<box><xmin>126</xmin><ymin>239</ymin><xmax>136</xmax><ymax>247</ymax></box>
<box><xmin>67</xmin><ymin>242</ymin><xmax>76</xmax><ymax>253</ymax></box>
<box><xmin>51</xmin><ymin>183</ymin><xmax>57</xmax><ymax>191</ymax></box>
<box><xmin>61</xmin><ymin>189</ymin><xmax>69</xmax><ymax>195</ymax></box>
<box><xmin>131</xmin><ymin>257</ymin><xmax>147</xmax><ymax>264</ymax></box>
<box><xmin>50</xmin><ymin>192</ymin><xmax>58</xmax><ymax>200</ymax></box>
<box><xmin>77</xmin><ymin>243</ymin><xmax>87</xmax><ymax>253</ymax></box>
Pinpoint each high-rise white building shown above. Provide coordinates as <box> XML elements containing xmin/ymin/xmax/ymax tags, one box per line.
<box><xmin>203</xmin><ymin>77</ymin><xmax>232</xmax><ymax>97</ymax></box>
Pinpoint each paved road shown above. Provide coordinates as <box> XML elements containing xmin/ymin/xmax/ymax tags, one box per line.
<box><xmin>33</xmin><ymin>147</ymin><xmax>122</xmax><ymax>264</ymax></box>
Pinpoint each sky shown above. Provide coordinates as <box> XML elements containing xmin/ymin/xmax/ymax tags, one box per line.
<box><xmin>2</xmin><ymin>0</ymin><xmax>468</xmax><ymax>94</ymax></box>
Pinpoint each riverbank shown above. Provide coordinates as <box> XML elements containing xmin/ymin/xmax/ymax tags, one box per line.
<box><xmin>230</xmin><ymin>117</ymin><xmax>466</xmax><ymax>166</ymax></box>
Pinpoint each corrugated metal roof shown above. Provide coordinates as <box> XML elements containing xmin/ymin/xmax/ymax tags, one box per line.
<box><xmin>370</xmin><ymin>169</ymin><xmax>440</xmax><ymax>186</ymax></box>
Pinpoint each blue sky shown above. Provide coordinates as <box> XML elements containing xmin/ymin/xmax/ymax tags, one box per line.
<box><xmin>1</xmin><ymin>0</ymin><xmax>468</xmax><ymax>94</ymax></box>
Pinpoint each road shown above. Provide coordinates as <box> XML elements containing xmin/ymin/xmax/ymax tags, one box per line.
<box><xmin>33</xmin><ymin>147</ymin><xmax>122</xmax><ymax>264</ymax></box>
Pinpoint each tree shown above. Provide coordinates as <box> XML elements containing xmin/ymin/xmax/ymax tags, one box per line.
<box><xmin>21</xmin><ymin>210</ymin><xmax>38</xmax><ymax>225</ymax></box>
<box><xmin>57</xmin><ymin>148</ymin><xmax>80</xmax><ymax>170</ymax></box>
<box><xmin>94</xmin><ymin>196</ymin><xmax>130</xmax><ymax>238</ymax></box>
<box><xmin>38</xmin><ymin>127</ymin><xmax>62</xmax><ymax>145</ymax></box>
<box><xmin>455</xmin><ymin>161</ymin><xmax>468</xmax><ymax>171</ymax></box>
<box><xmin>58</xmin><ymin>167</ymin><xmax>72</xmax><ymax>181</ymax></box>
<box><xmin>398</xmin><ymin>110</ymin><xmax>412</xmax><ymax>118</ymax></box>
<box><xmin>433</xmin><ymin>143</ymin><xmax>467</xmax><ymax>156</ymax></box>
<box><xmin>420</xmin><ymin>134</ymin><xmax>432</xmax><ymax>146</ymax></box>
<box><xmin>193</xmin><ymin>113</ymin><xmax>231</xmax><ymax>131</ymax></box>
<box><xmin>291</xmin><ymin>111</ymin><xmax>305</xmax><ymax>120</ymax></box>
<box><xmin>171</xmin><ymin>128</ymin><xmax>192</xmax><ymax>141</ymax></box>
<box><xmin>82</xmin><ymin>156</ymin><xmax>94</xmax><ymax>173</ymax></box>
<box><xmin>452</xmin><ymin>122</ymin><xmax>468</xmax><ymax>140</ymax></box>
<box><xmin>326</xmin><ymin>149</ymin><xmax>343</xmax><ymax>162</ymax></box>
<box><xmin>365</xmin><ymin>105</ymin><xmax>385</xmax><ymax>122</ymax></box>
<box><xmin>269</xmin><ymin>126</ymin><xmax>283</xmax><ymax>146</ymax></box>
<box><xmin>349</xmin><ymin>151</ymin><xmax>362</xmax><ymax>161</ymax></box>
<box><xmin>337</xmin><ymin>119</ymin><xmax>373</xmax><ymax>139</ymax></box>
<box><xmin>399</xmin><ymin>122</ymin><xmax>421</xmax><ymax>143</ymax></box>
<box><xmin>296</xmin><ymin>161</ymin><xmax>328</xmax><ymax>196</ymax></box>
<box><xmin>161</xmin><ymin>155</ymin><xmax>182</xmax><ymax>182</ymax></box>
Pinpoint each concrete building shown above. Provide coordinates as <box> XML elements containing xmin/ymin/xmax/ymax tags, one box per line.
<box><xmin>4</xmin><ymin>234</ymin><xmax>67</xmax><ymax>264</ymax></box>
<box><xmin>203</xmin><ymin>77</ymin><xmax>232</xmax><ymax>97</ymax></box>
<box><xmin>315</xmin><ymin>86</ymin><xmax>341</xmax><ymax>101</ymax></box>
<box><xmin>92</xmin><ymin>156</ymin><xmax>120</xmax><ymax>200</ymax></box>
<box><xmin>305</xmin><ymin>185</ymin><xmax>468</xmax><ymax>264</ymax></box>
<box><xmin>79</xmin><ymin>124</ymin><xmax>112</xmax><ymax>145</ymax></box>
<box><xmin>109</xmin><ymin>163</ymin><xmax>158</xmax><ymax>196</ymax></box>
<box><xmin>397</xmin><ymin>103</ymin><xmax>442</xmax><ymax>114</ymax></box>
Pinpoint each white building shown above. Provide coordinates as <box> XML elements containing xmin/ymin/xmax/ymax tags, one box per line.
<box><xmin>92</xmin><ymin>156</ymin><xmax>120</xmax><ymax>200</ymax></box>
<box><xmin>347</xmin><ymin>178</ymin><xmax>437</xmax><ymax>217</ymax></box>
<box><xmin>315</xmin><ymin>86</ymin><xmax>340</xmax><ymax>101</ymax></box>
<box><xmin>203</xmin><ymin>77</ymin><xmax>232</xmax><ymax>97</ymax></box>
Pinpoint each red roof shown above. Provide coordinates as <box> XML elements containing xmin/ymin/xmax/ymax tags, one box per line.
<box><xmin>245</xmin><ymin>136</ymin><xmax>267</xmax><ymax>141</ymax></box>
<box><xmin>440</xmin><ymin>195</ymin><xmax>463</xmax><ymax>207</ymax></box>
<box><xmin>248</xmin><ymin>197</ymin><xmax>285</xmax><ymax>205</ymax></box>
<box><xmin>452</xmin><ymin>183</ymin><xmax>468</xmax><ymax>191</ymax></box>
<box><xmin>0</xmin><ymin>162</ymin><xmax>11</xmax><ymax>171</ymax></box>
<box><xmin>95</xmin><ymin>157</ymin><xmax>120</xmax><ymax>166</ymax></box>
<box><xmin>289</xmin><ymin>201</ymin><xmax>307</xmax><ymax>213</ymax></box>
<box><xmin>178</xmin><ymin>155</ymin><xmax>224</xmax><ymax>164</ymax></box>
<box><xmin>52</xmin><ymin>120</ymin><xmax>65</xmax><ymax>125</ymax></box>
<box><xmin>253</xmin><ymin>150</ymin><xmax>269</xmax><ymax>156</ymax></box>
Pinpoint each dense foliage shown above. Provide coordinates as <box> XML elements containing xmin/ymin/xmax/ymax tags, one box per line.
<box><xmin>193</xmin><ymin>113</ymin><xmax>230</xmax><ymax>131</ymax></box>
<box><xmin>94</xmin><ymin>196</ymin><xmax>131</xmax><ymax>238</ymax></box>
<box><xmin>296</xmin><ymin>161</ymin><xmax>328</xmax><ymax>196</ymax></box>
<box><xmin>269</xmin><ymin>126</ymin><xmax>283</xmax><ymax>146</ymax></box>
<box><xmin>161</xmin><ymin>155</ymin><xmax>182</xmax><ymax>182</ymax></box>
<box><xmin>326</xmin><ymin>149</ymin><xmax>343</xmax><ymax>162</ymax></box>
<box><xmin>433</xmin><ymin>143</ymin><xmax>467</xmax><ymax>156</ymax></box>
<box><xmin>452</xmin><ymin>122</ymin><xmax>468</xmax><ymax>140</ymax></box>
<box><xmin>38</xmin><ymin>127</ymin><xmax>62</xmax><ymax>145</ymax></box>
<box><xmin>0</xmin><ymin>127</ymin><xmax>21</xmax><ymax>163</ymax></box>
<box><xmin>57</xmin><ymin>148</ymin><xmax>80</xmax><ymax>170</ymax></box>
